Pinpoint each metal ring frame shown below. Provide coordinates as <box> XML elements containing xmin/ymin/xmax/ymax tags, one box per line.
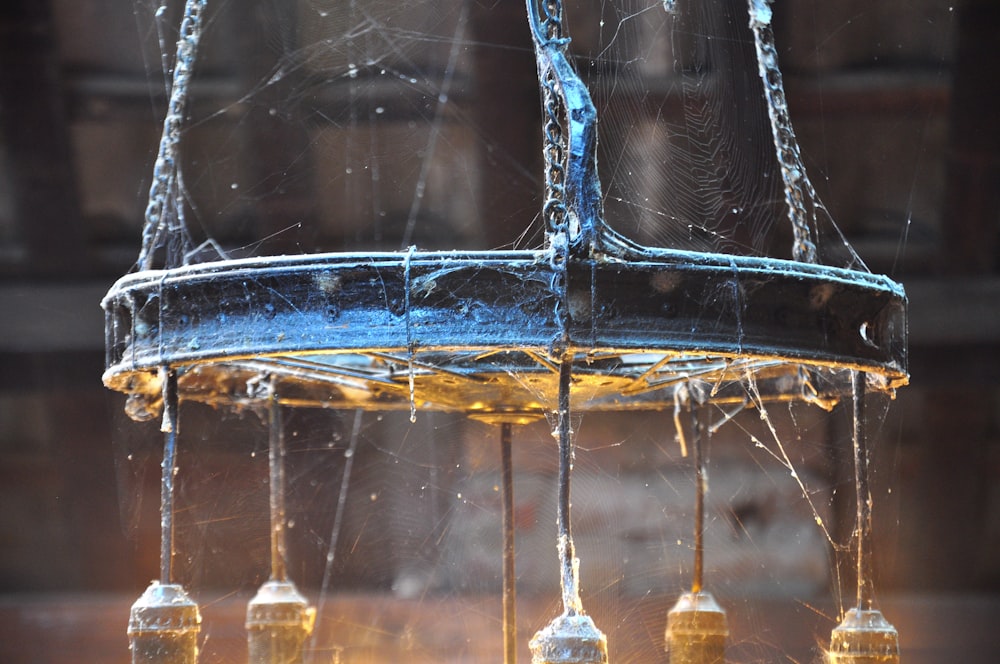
<box><xmin>103</xmin><ymin>247</ymin><xmax>907</xmax><ymax>422</ymax></box>
<box><xmin>103</xmin><ymin>0</ymin><xmax>908</xmax><ymax>422</ymax></box>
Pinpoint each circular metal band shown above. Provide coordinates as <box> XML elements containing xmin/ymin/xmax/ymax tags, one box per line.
<box><xmin>102</xmin><ymin>249</ymin><xmax>907</xmax><ymax>418</ymax></box>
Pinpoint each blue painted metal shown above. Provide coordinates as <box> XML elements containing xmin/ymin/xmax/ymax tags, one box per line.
<box><xmin>103</xmin><ymin>0</ymin><xmax>908</xmax><ymax>420</ymax></box>
<box><xmin>102</xmin><ymin>247</ymin><xmax>907</xmax><ymax>417</ymax></box>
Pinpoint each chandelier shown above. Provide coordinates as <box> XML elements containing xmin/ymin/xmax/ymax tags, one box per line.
<box><xmin>103</xmin><ymin>1</ymin><xmax>908</xmax><ymax>662</ymax></box>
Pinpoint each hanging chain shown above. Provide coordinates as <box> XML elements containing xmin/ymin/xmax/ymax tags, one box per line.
<box><xmin>529</xmin><ymin>0</ymin><xmax>573</xmax><ymax>344</ymax></box>
<box><xmin>748</xmin><ymin>0</ymin><xmax>818</xmax><ymax>263</ymax></box>
<box><xmin>541</xmin><ymin>71</ymin><xmax>567</xmax><ymax>244</ymax></box>
<box><xmin>538</xmin><ymin>1</ymin><xmax>567</xmax><ymax>238</ymax></box>
<box><xmin>530</xmin><ymin>0</ymin><xmax>643</xmax><ymax>268</ymax></box>
<box><xmin>538</xmin><ymin>0</ymin><xmax>566</xmax><ymax>229</ymax></box>
<box><xmin>542</xmin><ymin>1</ymin><xmax>563</xmax><ymax>40</ymax></box>
<box><xmin>138</xmin><ymin>0</ymin><xmax>207</xmax><ymax>271</ymax></box>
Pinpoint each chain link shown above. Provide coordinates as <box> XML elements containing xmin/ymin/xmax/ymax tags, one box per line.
<box><xmin>529</xmin><ymin>0</ymin><xmax>572</xmax><ymax>341</ymax></box>
<box><xmin>138</xmin><ymin>0</ymin><xmax>207</xmax><ymax>271</ymax></box>
<box><xmin>749</xmin><ymin>1</ymin><xmax>818</xmax><ymax>263</ymax></box>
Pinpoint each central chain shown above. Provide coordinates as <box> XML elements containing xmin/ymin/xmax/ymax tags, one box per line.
<box><xmin>540</xmin><ymin>0</ymin><xmax>565</xmax><ymax>233</ymax></box>
<box><xmin>535</xmin><ymin>0</ymin><xmax>571</xmax><ymax>342</ymax></box>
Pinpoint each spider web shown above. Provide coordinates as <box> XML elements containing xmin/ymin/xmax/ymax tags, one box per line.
<box><xmin>128</xmin><ymin>0</ymin><xmax>866</xmax><ymax>265</ymax></box>
<box><xmin>109</xmin><ymin>0</ymin><xmax>949</xmax><ymax>661</ymax></box>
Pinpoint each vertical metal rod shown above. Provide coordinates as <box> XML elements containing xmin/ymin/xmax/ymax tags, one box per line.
<box><xmin>248</xmin><ymin>388</ymin><xmax>315</xmax><ymax>663</ymax></box>
<box><xmin>528</xmin><ymin>355</ymin><xmax>607</xmax><ymax>664</ymax></box>
<box><xmin>269</xmin><ymin>385</ymin><xmax>288</xmax><ymax>582</ymax></box>
<box><xmin>556</xmin><ymin>355</ymin><xmax>578</xmax><ymax>614</ymax></box>
<box><xmin>131</xmin><ymin>367</ymin><xmax>202</xmax><ymax>664</ymax></box>
<box><xmin>500</xmin><ymin>422</ymin><xmax>517</xmax><ymax>664</ymax></box>
<box><xmin>160</xmin><ymin>367</ymin><xmax>179</xmax><ymax>584</ymax></box>
<box><xmin>691</xmin><ymin>406</ymin><xmax>706</xmax><ymax>595</ymax></box>
<box><xmin>665</xmin><ymin>403</ymin><xmax>728</xmax><ymax>663</ymax></box>
<box><xmin>852</xmin><ymin>371</ymin><xmax>872</xmax><ymax>610</ymax></box>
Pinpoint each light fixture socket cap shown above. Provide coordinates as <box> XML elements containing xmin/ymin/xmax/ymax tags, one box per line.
<box><xmin>665</xmin><ymin>591</ymin><xmax>727</xmax><ymax>663</ymax></box>
<box><xmin>666</xmin><ymin>591</ymin><xmax>728</xmax><ymax>637</ymax></box>
<box><xmin>246</xmin><ymin>579</ymin><xmax>316</xmax><ymax>632</ymax></box>
<box><xmin>829</xmin><ymin>608</ymin><xmax>899</xmax><ymax>661</ymax></box>
<box><xmin>128</xmin><ymin>581</ymin><xmax>202</xmax><ymax>635</ymax></box>
<box><xmin>529</xmin><ymin>612</ymin><xmax>609</xmax><ymax>664</ymax></box>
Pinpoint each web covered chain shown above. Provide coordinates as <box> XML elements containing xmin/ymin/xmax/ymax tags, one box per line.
<box><xmin>534</xmin><ymin>0</ymin><xmax>572</xmax><ymax>341</ymax></box>
<box><xmin>137</xmin><ymin>0</ymin><xmax>207</xmax><ymax>271</ymax></box>
<box><xmin>748</xmin><ymin>0</ymin><xmax>818</xmax><ymax>264</ymax></box>
<box><xmin>542</xmin><ymin>72</ymin><xmax>567</xmax><ymax>251</ymax></box>
<box><xmin>539</xmin><ymin>0</ymin><xmax>566</xmax><ymax>234</ymax></box>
